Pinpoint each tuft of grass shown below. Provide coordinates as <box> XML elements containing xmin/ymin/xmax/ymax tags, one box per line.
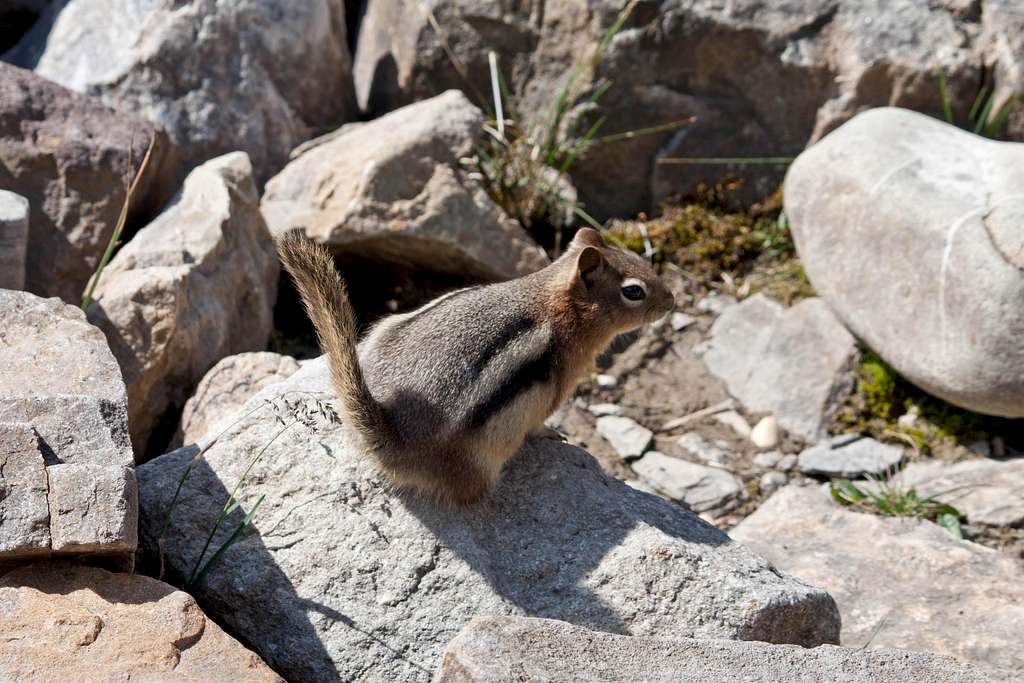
<box><xmin>830</xmin><ymin>474</ymin><xmax>964</xmax><ymax>538</ymax></box>
<box><xmin>605</xmin><ymin>183</ymin><xmax>814</xmax><ymax>304</ymax></box>
<box><xmin>158</xmin><ymin>392</ymin><xmax>340</xmax><ymax>588</ymax></box>
<box><xmin>438</xmin><ymin>0</ymin><xmax>691</xmax><ymax>251</ymax></box>
<box><xmin>937</xmin><ymin>70</ymin><xmax>1022</xmax><ymax>139</ymax></box>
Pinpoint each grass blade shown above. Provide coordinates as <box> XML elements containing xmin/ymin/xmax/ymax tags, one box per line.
<box><xmin>937</xmin><ymin>71</ymin><xmax>954</xmax><ymax>124</ymax></box>
<box><xmin>188</xmin><ymin>494</ymin><xmax>266</xmax><ymax>589</ymax></box>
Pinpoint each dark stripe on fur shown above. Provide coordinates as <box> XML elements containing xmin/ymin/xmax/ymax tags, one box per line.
<box><xmin>464</xmin><ymin>336</ymin><xmax>557</xmax><ymax>430</ymax></box>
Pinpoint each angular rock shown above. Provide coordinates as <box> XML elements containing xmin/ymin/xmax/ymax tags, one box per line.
<box><xmin>262</xmin><ymin>91</ymin><xmax>547</xmax><ymax>281</ymax></box>
<box><xmin>435</xmin><ymin>616</ymin><xmax>993</xmax><ymax>683</ymax></box>
<box><xmin>176</xmin><ymin>352</ymin><xmax>301</xmax><ymax>448</ymax></box>
<box><xmin>798</xmin><ymin>435</ymin><xmax>904</xmax><ymax>479</ymax></box>
<box><xmin>353</xmin><ymin>1</ymin><xmax>1023</xmax><ymax>219</ymax></box>
<box><xmin>632</xmin><ymin>451</ymin><xmax>743</xmax><ymax>516</ymax></box>
<box><xmin>879</xmin><ymin>459</ymin><xmax>1024</xmax><ymax>527</ymax></box>
<box><xmin>753</xmin><ymin>451</ymin><xmax>784</xmax><ymax>469</ymax></box>
<box><xmin>0</xmin><ymin>290</ymin><xmax>137</xmax><ymax>565</ymax></box>
<box><xmin>0</xmin><ymin>190</ymin><xmax>28</xmax><ymax>290</ymax></box>
<box><xmin>0</xmin><ymin>63</ymin><xmax>179</xmax><ymax>302</ymax></box>
<box><xmin>0</xmin><ymin>562</ymin><xmax>281</xmax><ymax>682</ymax></box>
<box><xmin>676</xmin><ymin>433</ymin><xmax>736</xmax><ymax>467</ymax></box>
<box><xmin>595</xmin><ymin>415</ymin><xmax>652</xmax><ymax>460</ymax></box>
<box><xmin>787</xmin><ymin>107</ymin><xmax>1024</xmax><ymax>417</ymax></box>
<box><xmin>0</xmin><ymin>423</ymin><xmax>49</xmax><ymax>560</ymax></box>
<box><xmin>87</xmin><ymin>152</ymin><xmax>278</xmax><ymax>455</ymax></box>
<box><xmin>670</xmin><ymin>312</ymin><xmax>697</xmax><ymax>331</ymax></box>
<box><xmin>8</xmin><ymin>0</ymin><xmax>356</xmax><ymax>182</ymax></box>
<box><xmin>139</xmin><ymin>357</ymin><xmax>840</xmax><ymax>682</ymax></box>
<box><xmin>586</xmin><ymin>403</ymin><xmax>621</xmax><ymax>417</ymax></box>
<box><xmin>760</xmin><ymin>471</ymin><xmax>788</xmax><ymax>492</ymax></box>
<box><xmin>703</xmin><ymin>295</ymin><xmax>859</xmax><ymax>442</ymax></box>
<box><xmin>732</xmin><ymin>485</ymin><xmax>1024</xmax><ymax>679</ymax></box>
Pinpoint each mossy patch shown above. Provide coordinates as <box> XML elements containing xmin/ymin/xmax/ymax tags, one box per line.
<box><xmin>835</xmin><ymin>349</ymin><xmax>1022</xmax><ymax>458</ymax></box>
<box><xmin>604</xmin><ymin>182</ymin><xmax>814</xmax><ymax>305</ymax></box>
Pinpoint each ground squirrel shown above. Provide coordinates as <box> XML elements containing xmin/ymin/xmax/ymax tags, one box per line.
<box><xmin>277</xmin><ymin>228</ymin><xmax>674</xmax><ymax>505</ymax></box>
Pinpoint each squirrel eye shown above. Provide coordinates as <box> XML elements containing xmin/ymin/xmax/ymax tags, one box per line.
<box><xmin>621</xmin><ymin>284</ymin><xmax>646</xmax><ymax>301</ymax></box>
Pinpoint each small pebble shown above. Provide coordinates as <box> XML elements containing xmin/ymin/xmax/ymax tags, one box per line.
<box><xmin>596</xmin><ymin>415</ymin><xmax>652</xmax><ymax>460</ymax></box>
<box><xmin>670</xmin><ymin>312</ymin><xmax>697</xmax><ymax>331</ymax></box>
<box><xmin>750</xmin><ymin>416</ymin><xmax>780</xmax><ymax>449</ymax></box>
<box><xmin>677</xmin><ymin>432</ymin><xmax>736</xmax><ymax>467</ymax></box>
<box><xmin>595</xmin><ymin>374</ymin><xmax>618</xmax><ymax>388</ymax></box>
<box><xmin>587</xmin><ymin>403</ymin><xmax>622</xmax><ymax>417</ymax></box>
<box><xmin>753</xmin><ymin>451</ymin><xmax>783</xmax><ymax>468</ymax></box>
<box><xmin>760</xmin><ymin>471</ymin><xmax>788</xmax><ymax>491</ymax></box>
<box><xmin>777</xmin><ymin>454</ymin><xmax>798</xmax><ymax>471</ymax></box>
<box><xmin>713</xmin><ymin>410</ymin><xmax>751</xmax><ymax>438</ymax></box>
<box><xmin>897</xmin><ymin>404</ymin><xmax>920</xmax><ymax>428</ymax></box>
<box><xmin>967</xmin><ymin>440</ymin><xmax>991</xmax><ymax>458</ymax></box>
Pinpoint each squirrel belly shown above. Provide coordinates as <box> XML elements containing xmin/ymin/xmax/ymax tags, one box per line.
<box><xmin>277</xmin><ymin>229</ymin><xmax>674</xmax><ymax>506</ymax></box>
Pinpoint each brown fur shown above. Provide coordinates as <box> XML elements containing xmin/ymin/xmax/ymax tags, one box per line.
<box><xmin>277</xmin><ymin>228</ymin><xmax>673</xmax><ymax>506</ymax></box>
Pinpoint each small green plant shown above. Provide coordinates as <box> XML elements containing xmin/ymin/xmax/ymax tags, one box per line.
<box><xmin>830</xmin><ymin>476</ymin><xmax>964</xmax><ymax>538</ymax></box>
<box><xmin>157</xmin><ymin>392</ymin><xmax>340</xmax><ymax>588</ymax></box>
<box><xmin>81</xmin><ymin>133</ymin><xmax>155</xmax><ymax>311</ymax></box>
<box><xmin>432</xmin><ymin>0</ymin><xmax>691</xmax><ymax>249</ymax></box>
<box><xmin>937</xmin><ymin>70</ymin><xmax>1022</xmax><ymax>138</ymax></box>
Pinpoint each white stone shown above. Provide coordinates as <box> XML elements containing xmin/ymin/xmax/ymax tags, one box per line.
<box><xmin>750</xmin><ymin>416</ymin><xmax>781</xmax><ymax>449</ymax></box>
<box><xmin>633</xmin><ymin>451</ymin><xmax>743</xmax><ymax>516</ymax></box>
<box><xmin>586</xmin><ymin>403</ymin><xmax>622</xmax><ymax>417</ymax></box>
<box><xmin>670</xmin><ymin>312</ymin><xmax>697</xmax><ymax>331</ymax></box>
<box><xmin>595</xmin><ymin>374</ymin><xmax>619</xmax><ymax>389</ymax></box>
<box><xmin>596</xmin><ymin>416</ymin><xmax>652</xmax><ymax>460</ymax></box>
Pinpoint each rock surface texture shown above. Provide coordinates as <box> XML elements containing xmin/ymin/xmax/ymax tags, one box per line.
<box><xmin>435</xmin><ymin>616</ymin><xmax>993</xmax><ymax>683</ymax></box>
<box><xmin>87</xmin><ymin>152</ymin><xmax>279</xmax><ymax>456</ymax></box>
<box><xmin>0</xmin><ymin>290</ymin><xmax>137</xmax><ymax>566</ymax></box>
<box><xmin>786</xmin><ymin>107</ymin><xmax>1024</xmax><ymax>417</ymax></box>
<box><xmin>0</xmin><ymin>63</ymin><xmax>179</xmax><ymax>302</ymax></box>
<box><xmin>732</xmin><ymin>484</ymin><xmax>1024</xmax><ymax>680</ymax></box>
<box><xmin>0</xmin><ymin>189</ymin><xmax>28</xmax><ymax>290</ymax></box>
<box><xmin>797</xmin><ymin>435</ymin><xmax>904</xmax><ymax>479</ymax></box>
<box><xmin>262</xmin><ymin>90</ymin><xmax>547</xmax><ymax>281</ymax></box>
<box><xmin>703</xmin><ymin>295</ymin><xmax>859</xmax><ymax>442</ymax></box>
<box><xmin>0</xmin><ymin>562</ymin><xmax>282</xmax><ymax>682</ymax></box>
<box><xmin>176</xmin><ymin>352</ymin><xmax>302</xmax><ymax>448</ymax></box>
<box><xmin>8</xmin><ymin>0</ymin><xmax>356</xmax><ymax>182</ymax></box>
<box><xmin>139</xmin><ymin>357</ymin><xmax>840</xmax><ymax>682</ymax></box>
<box><xmin>353</xmin><ymin>0</ymin><xmax>1024</xmax><ymax>218</ymax></box>
<box><xmin>632</xmin><ymin>451</ymin><xmax>743</xmax><ymax>517</ymax></box>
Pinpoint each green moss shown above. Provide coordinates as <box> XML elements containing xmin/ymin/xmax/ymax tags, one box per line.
<box><xmin>835</xmin><ymin>348</ymin><xmax>1020</xmax><ymax>457</ymax></box>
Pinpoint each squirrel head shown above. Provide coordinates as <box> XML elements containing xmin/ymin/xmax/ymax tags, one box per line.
<box><xmin>562</xmin><ymin>228</ymin><xmax>675</xmax><ymax>332</ymax></box>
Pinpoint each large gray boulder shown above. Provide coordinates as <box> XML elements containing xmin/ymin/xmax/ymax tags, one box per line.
<box><xmin>353</xmin><ymin>0</ymin><xmax>1024</xmax><ymax>218</ymax></box>
<box><xmin>87</xmin><ymin>152</ymin><xmax>278</xmax><ymax>456</ymax></box>
<box><xmin>262</xmin><ymin>91</ymin><xmax>548</xmax><ymax>281</ymax></box>
<box><xmin>731</xmin><ymin>484</ymin><xmax>1024</xmax><ymax>680</ymax></box>
<box><xmin>702</xmin><ymin>295</ymin><xmax>859</xmax><ymax>442</ymax></box>
<box><xmin>0</xmin><ymin>190</ymin><xmax>28</xmax><ymax>290</ymax></box>
<box><xmin>435</xmin><ymin>616</ymin><xmax>993</xmax><ymax>682</ymax></box>
<box><xmin>8</xmin><ymin>0</ymin><xmax>357</xmax><ymax>182</ymax></box>
<box><xmin>0</xmin><ymin>62</ymin><xmax>180</xmax><ymax>303</ymax></box>
<box><xmin>786</xmin><ymin>107</ymin><xmax>1024</xmax><ymax>417</ymax></box>
<box><xmin>139</xmin><ymin>357</ymin><xmax>840</xmax><ymax>682</ymax></box>
<box><xmin>0</xmin><ymin>290</ymin><xmax>137</xmax><ymax>567</ymax></box>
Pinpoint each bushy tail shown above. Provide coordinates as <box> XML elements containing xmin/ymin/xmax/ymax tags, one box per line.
<box><xmin>276</xmin><ymin>235</ymin><xmax>391</xmax><ymax>451</ymax></box>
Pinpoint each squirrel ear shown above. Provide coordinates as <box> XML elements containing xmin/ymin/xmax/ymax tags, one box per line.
<box><xmin>575</xmin><ymin>246</ymin><xmax>604</xmax><ymax>289</ymax></box>
<box><xmin>571</xmin><ymin>228</ymin><xmax>604</xmax><ymax>249</ymax></box>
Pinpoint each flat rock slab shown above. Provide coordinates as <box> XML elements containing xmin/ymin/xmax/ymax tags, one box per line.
<box><xmin>798</xmin><ymin>435</ymin><xmax>904</xmax><ymax>478</ymax></box>
<box><xmin>261</xmin><ymin>90</ymin><xmax>548</xmax><ymax>281</ymax></box>
<box><xmin>632</xmin><ymin>451</ymin><xmax>743</xmax><ymax>517</ymax></box>
<box><xmin>875</xmin><ymin>458</ymin><xmax>1024</xmax><ymax>527</ymax></box>
<box><xmin>786</xmin><ymin>107</ymin><xmax>1024</xmax><ymax>417</ymax></box>
<box><xmin>0</xmin><ymin>62</ymin><xmax>179</xmax><ymax>302</ymax></box>
<box><xmin>175</xmin><ymin>351</ymin><xmax>301</xmax><ymax>448</ymax></box>
<box><xmin>595</xmin><ymin>415</ymin><xmax>653</xmax><ymax>460</ymax></box>
<box><xmin>0</xmin><ymin>290</ymin><xmax>136</xmax><ymax>565</ymax></box>
<box><xmin>139</xmin><ymin>357</ymin><xmax>839</xmax><ymax>682</ymax></box>
<box><xmin>0</xmin><ymin>562</ymin><xmax>281</xmax><ymax>682</ymax></box>
<box><xmin>731</xmin><ymin>484</ymin><xmax>1024</xmax><ymax>680</ymax></box>
<box><xmin>435</xmin><ymin>616</ymin><xmax>993</xmax><ymax>683</ymax></box>
<box><xmin>87</xmin><ymin>152</ymin><xmax>279</xmax><ymax>455</ymax></box>
<box><xmin>703</xmin><ymin>295</ymin><xmax>858</xmax><ymax>442</ymax></box>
